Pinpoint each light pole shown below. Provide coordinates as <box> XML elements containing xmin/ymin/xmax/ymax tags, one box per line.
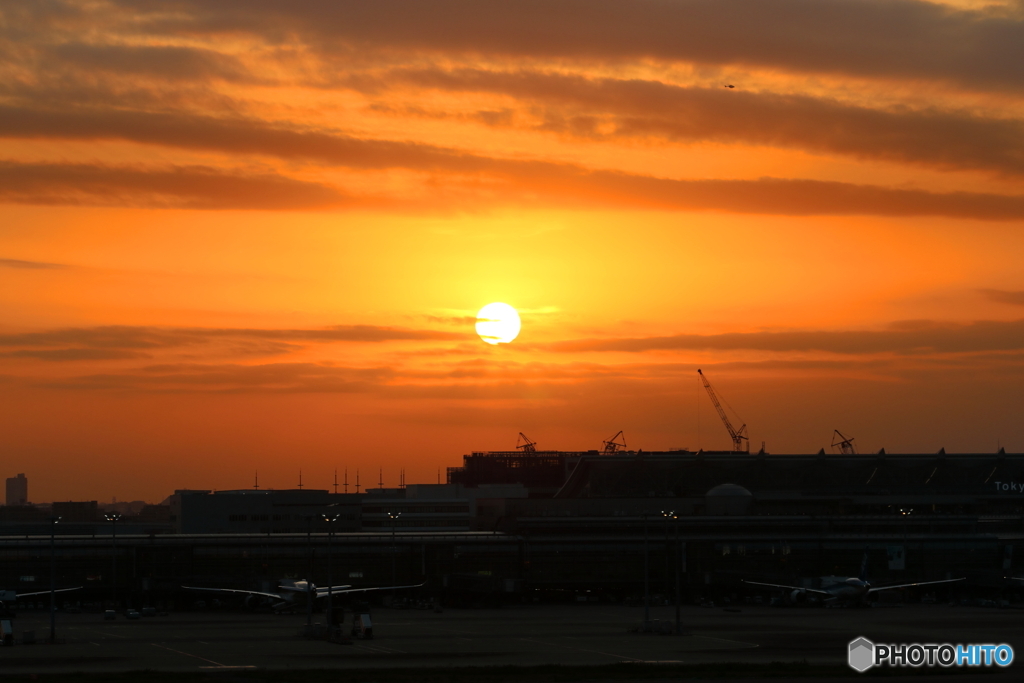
<box><xmin>305</xmin><ymin>515</ymin><xmax>314</xmax><ymax>628</ymax></box>
<box><xmin>674</xmin><ymin>514</ymin><xmax>682</xmax><ymax>634</ymax></box>
<box><xmin>662</xmin><ymin>510</ymin><xmax>679</xmax><ymax>635</ymax></box>
<box><xmin>49</xmin><ymin>515</ymin><xmax>61</xmax><ymax>643</ymax></box>
<box><xmin>387</xmin><ymin>511</ymin><xmax>401</xmax><ymax>599</ymax></box>
<box><xmin>104</xmin><ymin>512</ymin><xmax>122</xmax><ymax>609</ymax></box>
<box><xmin>643</xmin><ymin>513</ymin><xmax>650</xmax><ymax>625</ymax></box>
<box><xmin>322</xmin><ymin>512</ymin><xmax>340</xmax><ymax>627</ymax></box>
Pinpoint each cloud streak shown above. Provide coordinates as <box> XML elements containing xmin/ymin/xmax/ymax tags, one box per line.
<box><xmin>102</xmin><ymin>0</ymin><xmax>1024</xmax><ymax>92</ymax></box>
<box><xmin>547</xmin><ymin>319</ymin><xmax>1024</xmax><ymax>355</ymax></box>
<box><xmin>2</xmin><ymin>157</ymin><xmax>1023</xmax><ymax>220</ymax></box>
<box><xmin>373</xmin><ymin>69</ymin><xmax>1024</xmax><ymax>177</ymax></box>
<box><xmin>0</xmin><ymin>161</ymin><xmax>350</xmax><ymax>210</ymax></box>
<box><xmin>0</xmin><ymin>324</ymin><xmax>467</xmax><ymax>361</ymax></box>
<box><xmin>0</xmin><ymin>257</ymin><xmax>70</xmax><ymax>269</ymax></box>
<box><xmin>980</xmin><ymin>289</ymin><xmax>1024</xmax><ymax>306</ymax></box>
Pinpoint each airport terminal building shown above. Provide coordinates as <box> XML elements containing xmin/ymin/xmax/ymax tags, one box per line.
<box><xmin>1</xmin><ymin>448</ymin><xmax>1022</xmax><ymax>610</ymax></box>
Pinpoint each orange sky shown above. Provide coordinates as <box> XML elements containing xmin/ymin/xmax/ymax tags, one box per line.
<box><xmin>3</xmin><ymin>0</ymin><xmax>1024</xmax><ymax>503</ymax></box>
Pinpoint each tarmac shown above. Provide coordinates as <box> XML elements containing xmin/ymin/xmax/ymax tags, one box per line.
<box><xmin>1</xmin><ymin>602</ymin><xmax>1021</xmax><ymax>675</ymax></box>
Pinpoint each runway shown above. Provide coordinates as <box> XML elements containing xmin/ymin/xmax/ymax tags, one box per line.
<box><xmin>1</xmin><ymin>603</ymin><xmax>1020</xmax><ymax>675</ymax></box>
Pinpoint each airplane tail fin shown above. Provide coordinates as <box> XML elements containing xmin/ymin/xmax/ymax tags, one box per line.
<box><xmin>859</xmin><ymin>549</ymin><xmax>869</xmax><ymax>581</ymax></box>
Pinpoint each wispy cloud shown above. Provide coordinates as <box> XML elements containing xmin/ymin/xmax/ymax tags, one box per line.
<box><xmin>2</xmin><ymin>158</ymin><xmax>1023</xmax><ymax>220</ymax></box>
<box><xmin>980</xmin><ymin>289</ymin><xmax>1024</xmax><ymax>306</ymax></box>
<box><xmin>0</xmin><ymin>257</ymin><xmax>70</xmax><ymax>269</ymax></box>
<box><xmin>87</xmin><ymin>0</ymin><xmax>1024</xmax><ymax>92</ymax></box>
<box><xmin>366</xmin><ymin>68</ymin><xmax>1024</xmax><ymax>177</ymax></box>
<box><xmin>0</xmin><ymin>161</ymin><xmax>351</xmax><ymax>210</ymax></box>
<box><xmin>0</xmin><ymin>324</ymin><xmax>465</xmax><ymax>362</ymax></box>
<box><xmin>37</xmin><ymin>362</ymin><xmax>394</xmax><ymax>393</ymax></box>
<box><xmin>546</xmin><ymin>319</ymin><xmax>1024</xmax><ymax>355</ymax></box>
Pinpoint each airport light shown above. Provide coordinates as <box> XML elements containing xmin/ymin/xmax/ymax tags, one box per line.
<box><xmin>104</xmin><ymin>512</ymin><xmax>122</xmax><ymax>609</ymax></box>
<box><xmin>322</xmin><ymin>512</ymin><xmax>341</xmax><ymax>628</ymax></box>
<box><xmin>49</xmin><ymin>516</ymin><xmax>61</xmax><ymax>643</ymax></box>
<box><xmin>387</xmin><ymin>511</ymin><xmax>401</xmax><ymax>597</ymax></box>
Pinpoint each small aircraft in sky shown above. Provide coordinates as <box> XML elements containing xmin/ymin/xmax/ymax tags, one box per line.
<box><xmin>743</xmin><ymin>553</ymin><xmax>964</xmax><ymax>606</ymax></box>
<box><xmin>182</xmin><ymin>579</ymin><xmax>424</xmax><ymax>612</ymax></box>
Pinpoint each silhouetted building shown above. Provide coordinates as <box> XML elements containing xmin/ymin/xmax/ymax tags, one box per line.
<box><xmin>52</xmin><ymin>500</ymin><xmax>99</xmax><ymax>522</ymax></box>
<box><xmin>170</xmin><ymin>484</ymin><xmax>527</xmax><ymax>534</ymax></box>
<box><xmin>447</xmin><ymin>449</ymin><xmax>585</xmax><ymax>494</ymax></box>
<box><xmin>137</xmin><ymin>504</ymin><xmax>171</xmax><ymax>523</ymax></box>
<box><xmin>5</xmin><ymin>473</ymin><xmax>28</xmax><ymax>506</ymax></box>
<box><xmin>171</xmin><ymin>489</ymin><xmax>362</xmax><ymax>534</ymax></box>
<box><xmin>0</xmin><ymin>504</ymin><xmax>45</xmax><ymax>522</ymax></box>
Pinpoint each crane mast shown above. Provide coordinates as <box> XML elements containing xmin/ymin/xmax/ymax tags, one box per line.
<box><xmin>697</xmin><ymin>369</ymin><xmax>749</xmax><ymax>453</ymax></box>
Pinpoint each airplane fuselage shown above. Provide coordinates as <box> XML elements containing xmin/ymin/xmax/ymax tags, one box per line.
<box><xmin>822</xmin><ymin>577</ymin><xmax>869</xmax><ymax>601</ymax></box>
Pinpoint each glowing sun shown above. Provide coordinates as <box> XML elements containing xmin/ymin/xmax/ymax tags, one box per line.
<box><xmin>475</xmin><ymin>302</ymin><xmax>521</xmax><ymax>345</ymax></box>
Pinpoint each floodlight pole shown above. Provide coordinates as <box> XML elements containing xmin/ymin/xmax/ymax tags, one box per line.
<box><xmin>662</xmin><ymin>510</ymin><xmax>680</xmax><ymax>635</ymax></box>
<box><xmin>387</xmin><ymin>511</ymin><xmax>401</xmax><ymax>599</ymax></box>
<box><xmin>104</xmin><ymin>512</ymin><xmax>122</xmax><ymax>609</ymax></box>
<box><xmin>675</xmin><ymin>516</ymin><xmax>682</xmax><ymax>635</ymax></box>
<box><xmin>323</xmin><ymin>513</ymin><xmax>340</xmax><ymax>627</ymax></box>
<box><xmin>49</xmin><ymin>516</ymin><xmax>61</xmax><ymax>643</ymax></box>
<box><xmin>643</xmin><ymin>513</ymin><xmax>650</xmax><ymax>625</ymax></box>
<box><xmin>306</xmin><ymin>515</ymin><xmax>314</xmax><ymax>627</ymax></box>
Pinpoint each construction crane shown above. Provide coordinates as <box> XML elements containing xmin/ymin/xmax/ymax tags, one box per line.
<box><xmin>516</xmin><ymin>432</ymin><xmax>537</xmax><ymax>453</ymax></box>
<box><xmin>602</xmin><ymin>430</ymin><xmax>627</xmax><ymax>454</ymax></box>
<box><xmin>831</xmin><ymin>430</ymin><xmax>856</xmax><ymax>455</ymax></box>
<box><xmin>697</xmin><ymin>369</ymin><xmax>749</xmax><ymax>453</ymax></box>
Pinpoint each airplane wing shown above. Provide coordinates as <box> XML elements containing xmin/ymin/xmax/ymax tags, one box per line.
<box><xmin>17</xmin><ymin>586</ymin><xmax>83</xmax><ymax>598</ymax></box>
<box><xmin>310</xmin><ymin>584</ymin><xmax>352</xmax><ymax>594</ymax></box>
<box><xmin>867</xmin><ymin>577</ymin><xmax>965</xmax><ymax>593</ymax></box>
<box><xmin>741</xmin><ymin>580</ymin><xmax>831</xmax><ymax>595</ymax></box>
<box><xmin>181</xmin><ymin>586</ymin><xmax>284</xmax><ymax>600</ymax></box>
<box><xmin>315</xmin><ymin>582</ymin><xmax>425</xmax><ymax>598</ymax></box>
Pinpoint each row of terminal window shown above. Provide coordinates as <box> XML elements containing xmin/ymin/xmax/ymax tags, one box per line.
<box><xmin>362</xmin><ymin>505</ymin><xmax>469</xmax><ymax>514</ymax></box>
<box><xmin>362</xmin><ymin>519</ymin><xmax>465</xmax><ymax>527</ymax></box>
<box><xmin>228</xmin><ymin>513</ymin><xmax>359</xmax><ymax>522</ymax></box>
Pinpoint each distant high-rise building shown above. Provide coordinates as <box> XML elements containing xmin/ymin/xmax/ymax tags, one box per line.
<box><xmin>5</xmin><ymin>473</ymin><xmax>28</xmax><ymax>506</ymax></box>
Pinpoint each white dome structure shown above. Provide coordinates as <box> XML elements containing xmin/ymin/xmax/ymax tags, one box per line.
<box><xmin>705</xmin><ymin>483</ymin><xmax>753</xmax><ymax>516</ymax></box>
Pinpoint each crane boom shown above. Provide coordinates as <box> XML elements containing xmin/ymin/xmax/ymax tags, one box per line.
<box><xmin>697</xmin><ymin>369</ymin><xmax>749</xmax><ymax>453</ymax></box>
<box><xmin>516</xmin><ymin>432</ymin><xmax>537</xmax><ymax>454</ymax></box>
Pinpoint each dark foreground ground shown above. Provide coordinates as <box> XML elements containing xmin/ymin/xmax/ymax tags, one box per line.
<box><xmin>1</xmin><ymin>603</ymin><xmax>1019</xmax><ymax>681</ymax></box>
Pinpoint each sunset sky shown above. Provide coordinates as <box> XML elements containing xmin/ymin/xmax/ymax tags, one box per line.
<box><xmin>3</xmin><ymin>0</ymin><xmax>1024</xmax><ymax>503</ymax></box>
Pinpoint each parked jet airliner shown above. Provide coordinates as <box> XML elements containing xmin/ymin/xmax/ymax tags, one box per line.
<box><xmin>743</xmin><ymin>553</ymin><xmax>964</xmax><ymax>605</ymax></box>
<box><xmin>183</xmin><ymin>580</ymin><xmax>424</xmax><ymax>611</ymax></box>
